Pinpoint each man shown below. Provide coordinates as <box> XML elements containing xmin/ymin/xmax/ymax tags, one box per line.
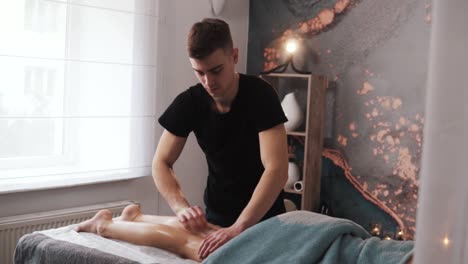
<box><xmin>152</xmin><ymin>18</ymin><xmax>289</xmax><ymax>259</ymax></box>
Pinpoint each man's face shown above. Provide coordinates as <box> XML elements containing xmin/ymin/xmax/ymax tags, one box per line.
<box><xmin>189</xmin><ymin>48</ymin><xmax>238</xmax><ymax>100</ymax></box>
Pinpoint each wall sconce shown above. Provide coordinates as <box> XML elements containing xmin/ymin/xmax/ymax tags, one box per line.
<box><xmin>261</xmin><ymin>37</ymin><xmax>311</xmax><ymax>74</ymax></box>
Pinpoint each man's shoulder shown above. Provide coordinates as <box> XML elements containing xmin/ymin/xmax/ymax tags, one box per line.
<box><xmin>186</xmin><ymin>82</ymin><xmax>205</xmax><ymax>93</ymax></box>
<box><xmin>239</xmin><ymin>74</ymin><xmax>273</xmax><ymax>94</ymax></box>
<box><xmin>166</xmin><ymin>83</ymin><xmax>209</xmax><ymax>114</ymax></box>
<box><xmin>176</xmin><ymin>83</ymin><xmax>206</xmax><ymax>100</ymax></box>
<box><xmin>240</xmin><ymin>73</ymin><xmax>268</xmax><ymax>86</ymax></box>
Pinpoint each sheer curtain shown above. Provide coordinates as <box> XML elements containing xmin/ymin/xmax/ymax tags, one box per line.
<box><xmin>0</xmin><ymin>0</ymin><xmax>160</xmax><ymax>193</ymax></box>
<box><xmin>414</xmin><ymin>0</ymin><xmax>467</xmax><ymax>263</ymax></box>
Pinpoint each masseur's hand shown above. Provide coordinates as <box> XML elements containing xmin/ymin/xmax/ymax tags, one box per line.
<box><xmin>198</xmin><ymin>224</ymin><xmax>244</xmax><ymax>259</ymax></box>
<box><xmin>176</xmin><ymin>205</ymin><xmax>208</xmax><ymax>233</ymax></box>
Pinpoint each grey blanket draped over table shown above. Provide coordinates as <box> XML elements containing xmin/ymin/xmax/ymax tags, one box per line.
<box><xmin>204</xmin><ymin>210</ymin><xmax>413</xmax><ymax>264</ymax></box>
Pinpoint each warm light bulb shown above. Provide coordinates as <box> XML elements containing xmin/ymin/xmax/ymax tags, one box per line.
<box><xmin>443</xmin><ymin>237</ymin><xmax>450</xmax><ymax>247</ymax></box>
<box><xmin>285</xmin><ymin>39</ymin><xmax>298</xmax><ymax>54</ymax></box>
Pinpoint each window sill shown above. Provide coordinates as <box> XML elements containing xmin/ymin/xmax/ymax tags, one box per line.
<box><xmin>0</xmin><ymin>167</ymin><xmax>151</xmax><ymax>194</ymax></box>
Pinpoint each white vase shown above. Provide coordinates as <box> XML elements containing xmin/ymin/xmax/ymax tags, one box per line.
<box><xmin>281</xmin><ymin>92</ymin><xmax>303</xmax><ymax>132</ymax></box>
<box><xmin>293</xmin><ymin>181</ymin><xmax>303</xmax><ymax>192</ymax></box>
<box><xmin>285</xmin><ymin>162</ymin><xmax>300</xmax><ymax>189</ymax></box>
<box><xmin>283</xmin><ymin>199</ymin><xmax>297</xmax><ymax>212</ymax></box>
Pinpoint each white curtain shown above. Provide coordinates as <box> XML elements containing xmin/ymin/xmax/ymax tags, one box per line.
<box><xmin>414</xmin><ymin>0</ymin><xmax>467</xmax><ymax>263</ymax></box>
<box><xmin>0</xmin><ymin>0</ymin><xmax>159</xmax><ymax>192</ymax></box>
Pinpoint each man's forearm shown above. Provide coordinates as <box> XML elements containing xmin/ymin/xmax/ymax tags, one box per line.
<box><xmin>152</xmin><ymin>160</ymin><xmax>190</xmax><ymax>212</ymax></box>
<box><xmin>234</xmin><ymin>168</ymin><xmax>287</xmax><ymax>230</ymax></box>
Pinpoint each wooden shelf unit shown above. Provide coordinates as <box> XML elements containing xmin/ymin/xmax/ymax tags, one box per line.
<box><xmin>260</xmin><ymin>73</ymin><xmax>327</xmax><ymax>212</ymax></box>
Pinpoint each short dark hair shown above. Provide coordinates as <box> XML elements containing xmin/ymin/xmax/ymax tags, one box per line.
<box><xmin>187</xmin><ymin>18</ymin><xmax>233</xmax><ymax>59</ymax></box>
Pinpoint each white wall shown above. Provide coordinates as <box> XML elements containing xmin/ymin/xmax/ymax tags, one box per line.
<box><xmin>0</xmin><ymin>177</ymin><xmax>158</xmax><ymax>217</ymax></box>
<box><xmin>0</xmin><ymin>0</ymin><xmax>250</xmax><ymax>219</ymax></box>
<box><xmin>155</xmin><ymin>0</ymin><xmax>250</xmax><ymax>215</ymax></box>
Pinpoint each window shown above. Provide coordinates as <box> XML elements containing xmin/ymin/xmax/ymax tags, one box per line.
<box><xmin>0</xmin><ymin>0</ymin><xmax>160</xmax><ymax>192</ymax></box>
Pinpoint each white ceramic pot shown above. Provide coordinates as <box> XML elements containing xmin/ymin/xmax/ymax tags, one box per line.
<box><xmin>281</xmin><ymin>92</ymin><xmax>303</xmax><ymax>132</ymax></box>
<box><xmin>285</xmin><ymin>162</ymin><xmax>300</xmax><ymax>189</ymax></box>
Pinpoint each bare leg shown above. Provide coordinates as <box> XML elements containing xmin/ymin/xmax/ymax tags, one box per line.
<box><xmin>116</xmin><ymin>204</ymin><xmax>219</xmax><ymax>236</ymax></box>
<box><xmin>115</xmin><ymin>204</ymin><xmax>178</xmax><ymax>226</ymax></box>
<box><xmin>75</xmin><ymin>209</ymin><xmax>204</xmax><ymax>262</ymax></box>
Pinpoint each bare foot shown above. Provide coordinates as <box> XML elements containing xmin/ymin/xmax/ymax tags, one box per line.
<box><xmin>118</xmin><ymin>204</ymin><xmax>142</xmax><ymax>222</ymax></box>
<box><xmin>74</xmin><ymin>209</ymin><xmax>113</xmax><ymax>235</ymax></box>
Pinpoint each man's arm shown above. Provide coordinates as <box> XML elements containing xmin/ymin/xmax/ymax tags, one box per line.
<box><xmin>152</xmin><ymin>129</ymin><xmax>207</xmax><ymax>231</ymax></box>
<box><xmin>234</xmin><ymin>123</ymin><xmax>289</xmax><ymax>228</ymax></box>
<box><xmin>198</xmin><ymin>123</ymin><xmax>288</xmax><ymax>259</ymax></box>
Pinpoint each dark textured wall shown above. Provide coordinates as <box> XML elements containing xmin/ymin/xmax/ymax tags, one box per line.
<box><xmin>247</xmin><ymin>0</ymin><xmax>432</xmax><ymax>237</ymax></box>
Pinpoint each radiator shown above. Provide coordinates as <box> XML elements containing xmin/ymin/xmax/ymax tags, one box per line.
<box><xmin>0</xmin><ymin>200</ymin><xmax>138</xmax><ymax>264</ymax></box>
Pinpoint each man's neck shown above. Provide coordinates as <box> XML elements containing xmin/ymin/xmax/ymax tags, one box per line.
<box><xmin>214</xmin><ymin>73</ymin><xmax>239</xmax><ymax>113</ymax></box>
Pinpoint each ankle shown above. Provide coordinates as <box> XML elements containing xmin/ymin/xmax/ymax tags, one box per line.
<box><xmin>96</xmin><ymin>220</ymin><xmax>110</xmax><ymax>236</ymax></box>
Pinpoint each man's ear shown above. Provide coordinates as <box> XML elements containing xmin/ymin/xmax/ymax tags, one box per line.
<box><xmin>232</xmin><ymin>48</ymin><xmax>239</xmax><ymax>64</ymax></box>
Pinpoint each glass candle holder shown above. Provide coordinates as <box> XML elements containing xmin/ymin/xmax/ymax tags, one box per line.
<box><xmin>383</xmin><ymin>231</ymin><xmax>394</xmax><ymax>240</ymax></box>
<box><xmin>395</xmin><ymin>228</ymin><xmax>405</xmax><ymax>240</ymax></box>
<box><xmin>369</xmin><ymin>223</ymin><xmax>381</xmax><ymax>236</ymax></box>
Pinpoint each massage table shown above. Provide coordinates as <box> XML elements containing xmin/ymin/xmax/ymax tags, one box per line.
<box><xmin>15</xmin><ymin>211</ymin><xmax>413</xmax><ymax>264</ymax></box>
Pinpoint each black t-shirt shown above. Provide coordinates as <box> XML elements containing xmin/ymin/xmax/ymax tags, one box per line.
<box><xmin>159</xmin><ymin>74</ymin><xmax>288</xmax><ymax>225</ymax></box>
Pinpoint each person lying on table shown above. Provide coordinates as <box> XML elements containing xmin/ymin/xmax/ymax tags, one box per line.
<box><xmin>74</xmin><ymin>204</ymin><xmax>415</xmax><ymax>264</ymax></box>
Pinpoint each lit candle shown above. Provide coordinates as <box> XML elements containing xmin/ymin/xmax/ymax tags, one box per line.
<box><xmin>369</xmin><ymin>223</ymin><xmax>381</xmax><ymax>236</ymax></box>
<box><xmin>396</xmin><ymin>228</ymin><xmax>405</xmax><ymax>240</ymax></box>
<box><xmin>373</xmin><ymin>227</ymin><xmax>380</xmax><ymax>235</ymax></box>
<box><xmin>383</xmin><ymin>231</ymin><xmax>394</xmax><ymax>240</ymax></box>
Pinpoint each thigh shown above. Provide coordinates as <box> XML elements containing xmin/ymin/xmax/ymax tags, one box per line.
<box><xmin>135</xmin><ymin>214</ymin><xmax>183</xmax><ymax>228</ymax></box>
<box><xmin>105</xmin><ymin>221</ymin><xmax>202</xmax><ymax>261</ymax></box>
